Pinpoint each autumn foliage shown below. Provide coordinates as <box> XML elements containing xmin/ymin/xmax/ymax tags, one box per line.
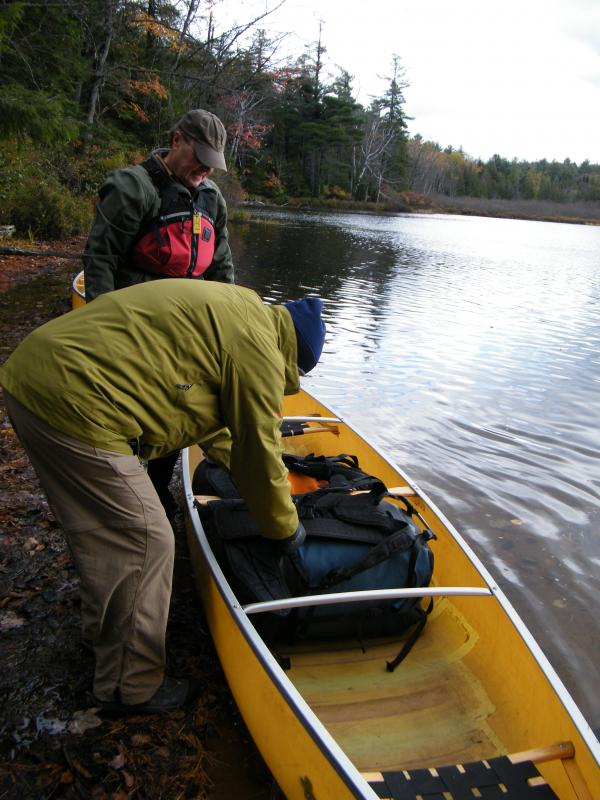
<box><xmin>0</xmin><ymin>0</ymin><xmax>598</xmax><ymax>239</ymax></box>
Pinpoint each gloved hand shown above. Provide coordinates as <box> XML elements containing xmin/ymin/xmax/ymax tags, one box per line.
<box><xmin>275</xmin><ymin>522</ymin><xmax>306</xmax><ymax>555</ymax></box>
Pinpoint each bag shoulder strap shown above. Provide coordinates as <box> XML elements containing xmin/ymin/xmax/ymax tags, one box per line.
<box><xmin>140</xmin><ymin>157</ymin><xmax>193</xmax><ymax>219</ymax></box>
<box><xmin>294</xmin><ymin>484</ymin><xmax>401</xmax><ymax>534</ymax></box>
<box><xmin>320</xmin><ymin>529</ymin><xmax>429</xmax><ymax>589</ymax></box>
<box><xmin>141</xmin><ymin>156</ymin><xmax>171</xmax><ymax>191</ymax></box>
<box><xmin>385</xmin><ymin>598</ymin><xmax>434</xmax><ymax>672</ymax></box>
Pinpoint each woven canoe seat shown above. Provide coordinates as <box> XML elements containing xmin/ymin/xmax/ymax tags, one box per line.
<box><xmin>368</xmin><ymin>755</ymin><xmax>559</xmax><ymax>799</ymax></box>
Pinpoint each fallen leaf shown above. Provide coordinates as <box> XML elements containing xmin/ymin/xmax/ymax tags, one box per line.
<box><xmin>122</xmin><ymin>770</ymin><xmax>135</xmax><ymax>789</ymax></box>
<box><xmin>510</xmin><ymin>518</ymin><xmax>522</xmax><ymax>525</ymax></box>
<box><xmin>0</xmin><ymin>610</ymin><xmax>25</xmax><ymax>631</ymax></box>
<box><xmin>130</xmin><ymin>733</ymin><xmax>151</xmax><ymax>746</ymax></box>
<box><xmin>109</xmin><ymin>751</ymin><xmax>126</xmax><ymax>770</ymax></box>
<box><xmin>35</xmin><ymin>715</ymin><xmax>67</xmax><ymax>735</ymax></box>
<box><xmin>68</xmin><ymin>708</ymin><xmax>104</xmax><ymax>735</ymax></box>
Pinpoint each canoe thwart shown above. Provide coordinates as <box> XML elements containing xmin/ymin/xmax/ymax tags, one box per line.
<box><xmin>282</xmin><ymin>424</ymin><xmax>340</xmax><ymax>437</ymax></box>
<box><xmin>354</xmin><ymin>485</ymin><xmax>415</xmax><ymax>497</ymax></box>
<box><xmin>194</xmin><ymin>494</ymin><xmax>222</xmax><ymax>505</ymax></box>
<box><xmin>280</xmin><ymin>416</ymin><xmax>340</xmax><ymax>437</ymax></box>
<box><xmin>243</xmin><ymin>586</ymin><xmax>492</xmax><ymax>615</ymax></box>
<box><xmin>509</xmin><ymin>740</ymin><xmax>575</xmax><ymax>765</ymax></box>
<box><xmin>387</xmin><ymin>486</ymin><xmax>415</xmax><ymax>497</ymax></box>
<box><xmin>194</xmin><ymin>485</ymin><xmax>415</xmax><ymax>508</ymax></box>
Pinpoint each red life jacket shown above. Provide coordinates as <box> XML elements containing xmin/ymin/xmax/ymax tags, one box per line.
<box><xmin>132</xmin><ymin>158</ymin><xmax>215</xmax><ymax>278</ymax></box>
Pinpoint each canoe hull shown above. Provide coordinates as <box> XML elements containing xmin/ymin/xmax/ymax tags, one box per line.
<box><xmin>183</xmin><ymin>389</ymin><xmax>600</xmax><ymax>799</ymax></box>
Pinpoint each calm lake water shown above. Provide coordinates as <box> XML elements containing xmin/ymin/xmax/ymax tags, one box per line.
<box><xmin>230</xmin><ymin>209</ymin><xmax>600</xmax><ymax>730</ymax></box>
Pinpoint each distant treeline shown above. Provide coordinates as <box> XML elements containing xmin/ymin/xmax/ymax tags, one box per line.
<box><xmin>408</xmin><ymin>142</ymin><xmax>600</xmax><ymax>204</ymax></box>
<box><xmin>1</xmin><ymin>0</ymin><xmax>598</xmax><ymax>238</ymax></box>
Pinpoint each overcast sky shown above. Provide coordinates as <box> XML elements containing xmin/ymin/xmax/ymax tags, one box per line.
<box><xmin>232</xmin><ymin>0</ymin><xmax>600</xmax><ymax>164</ymax></box>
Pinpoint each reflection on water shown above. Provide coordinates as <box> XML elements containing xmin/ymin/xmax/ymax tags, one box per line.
<box><xmin>232</xmin><ymin>209</ymin><xmax>600</xmax><ymax>727</ymax></box>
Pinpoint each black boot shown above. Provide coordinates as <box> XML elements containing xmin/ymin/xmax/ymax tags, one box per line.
<box><xmin>96</xmin><ymin>676</ymin><xmax>202</xmax><ymax>715</ymax></box>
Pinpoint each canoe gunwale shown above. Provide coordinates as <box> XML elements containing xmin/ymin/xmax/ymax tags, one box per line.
<box><xmin>283</xmin><ymin>415</ymin><xmax>342</xmax><ymax>423</ymax></box>
<box><xmin>182</xmin><ymin>446</ymin><xmax>380</xmax><ymax>799</ymax></box>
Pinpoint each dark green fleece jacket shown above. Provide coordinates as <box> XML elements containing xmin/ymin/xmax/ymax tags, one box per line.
<box><xmin>83</xmin><ymin>152</ymin><xmax>234</xmax><ymax>301</ymax></box>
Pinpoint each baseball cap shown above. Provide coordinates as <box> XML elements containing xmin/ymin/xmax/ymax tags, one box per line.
<box><xmin>176</xmin><ymin>109</ymin><xmax>227</xmax><ymax>171</ymax></box>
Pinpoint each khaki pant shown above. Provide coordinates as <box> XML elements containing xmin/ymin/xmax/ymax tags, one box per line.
<box><xmin>4</xmin><ymin>392</ymin><xmax>174</xmax><ymax>704</ymax></box>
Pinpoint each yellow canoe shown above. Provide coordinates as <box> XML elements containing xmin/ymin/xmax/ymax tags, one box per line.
<box><xmin>183</xmin><ymin>389</ymin><xmax>600</xmax><ymax>800</ymax></box>
<box><xmin>71</xmin><ymin>269</ymin><xmax>85</xmax><ymax>309</ymax></box>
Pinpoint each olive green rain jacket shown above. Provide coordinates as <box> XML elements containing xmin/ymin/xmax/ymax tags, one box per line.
<box><xmin>0</xmin><ymin>280</ymin><xmax>301</xmax><ymax>541</ymax></box>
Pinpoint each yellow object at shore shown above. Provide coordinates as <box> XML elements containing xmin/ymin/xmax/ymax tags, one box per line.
<box><xmin>71</xmin><ymin>270</ymin><xmax>85</xmax><ymax>308</ymax></box>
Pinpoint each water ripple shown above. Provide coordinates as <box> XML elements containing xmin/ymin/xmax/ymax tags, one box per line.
<box><xmin>233</xmin><ymin>209</ymin><xmax>600</xmax><ymax>727</ymax></box>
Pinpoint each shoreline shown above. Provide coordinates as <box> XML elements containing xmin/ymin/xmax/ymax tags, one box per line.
<box><xmin>236</xmin><ymin>196</ymin><xmax>600</xmax><ymax>227</ymax></box>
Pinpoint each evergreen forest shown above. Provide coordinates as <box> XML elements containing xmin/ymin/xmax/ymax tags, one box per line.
<box><xmin>1</xmin><ymin>0</ymin><xmax>599</xmax><ymax>239</ymax></box>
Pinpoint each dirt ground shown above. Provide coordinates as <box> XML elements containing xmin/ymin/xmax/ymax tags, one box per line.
<box><xmin>0</xmin><ymin>243</ymin><xmax>277</xmax><ymax>799</ymax></box>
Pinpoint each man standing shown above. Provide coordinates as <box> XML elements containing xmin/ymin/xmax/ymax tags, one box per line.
<box><xmin>1</xmin><ymin>280</ymin><xmax>326</xmax><ymax>713</ymax></box>
<box><xmin>84</xmin><ymin>109</ymin><xmax>235</xmax><ymax>517</ymax></box>
<box><xmin>84</xmin><ymin>108</ymin><xmax>234</xmax><ymax>297</ymax></box>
